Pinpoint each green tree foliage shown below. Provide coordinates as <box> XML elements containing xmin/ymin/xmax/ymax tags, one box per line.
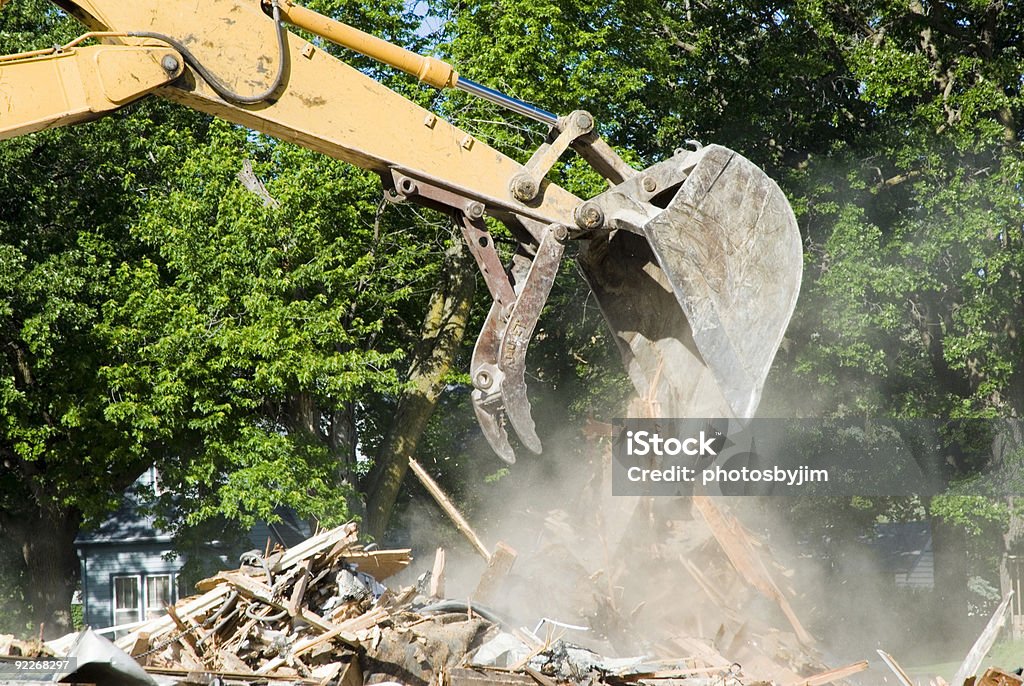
<box><xmin>0</xmin><ymin>0</ymin><xmax>224</xmax><ymax>634</ymax></box>
<box><xmin>3</xmin><ymin>0</ymin><xmax>1023</xmax><ymax>637</ymax></box>
<box><xmin>426</xmin><ymin>0</ymin><xmax>1023</xmax><ymax>635</ymax></box>
<box><xmin>0</xmin><ymin>0</ymin><xmax>443</xmax><ymax>633</ymax></box>
<box><xmin>99</xmin><ymin>121</ymin><xmax>438</xmax><ymax>527</ymax></box>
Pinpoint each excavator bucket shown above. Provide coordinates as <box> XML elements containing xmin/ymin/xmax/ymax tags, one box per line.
<box><xmin>578</xmin><ymin>144</ymin><xmax>802</xmax><ymax>420</ymax></box>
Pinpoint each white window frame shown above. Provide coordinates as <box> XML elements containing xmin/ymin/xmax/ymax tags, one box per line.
<box><xmin>144</xmin><ymin>573</ymin><xmax>174</xmax><ymax>619</ymax></box>
<box><xmin>111</xmin><ymin>572</ymin><xmax>177</xmax><ymax>638</ymax></box>
<box><xmin>112</xmin><ymin>574</ymin><xmax>142</xmax><ymax>634</ymax></box>
<box><xmin>147</xmin><ymin>465</ymin><xmax>165</xmax><ymax>496</ymax></box>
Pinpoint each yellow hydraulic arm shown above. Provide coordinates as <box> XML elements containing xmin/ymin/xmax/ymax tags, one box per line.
<box><xmin>0</xmin><ymin>0</ymin><xmax>804</xmax><ymax>462</ymax></box>
<box><xmin>1</xmin><ymin>0</ymin><xmax>582</xmax><ymax>228</ymax></box>
<box><xmin>0</xmin><ymin>37</ymin><xmax>183</xmax><ymax>138</ymax></box>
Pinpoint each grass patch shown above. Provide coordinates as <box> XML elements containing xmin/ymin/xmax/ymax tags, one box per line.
<box><xmin>905</xmin><ymin>639</ymin><xmax>1024</xmax><ymax>683</ymax></box>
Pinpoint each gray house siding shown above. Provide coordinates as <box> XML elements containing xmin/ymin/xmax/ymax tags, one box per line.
<box><xmin>871</xmin><ymin>521</ymin><xmax>935</xmax><ymax>590</ymax></box>
<box><xmin>77</xmin><ymin>542</ymin><xmax>179</xmax><ymax>629</ymax></box>
<box><xmin>74</xmin><ymin>467</ymin><xmax>313</xmax><ymax>631</ymax></box>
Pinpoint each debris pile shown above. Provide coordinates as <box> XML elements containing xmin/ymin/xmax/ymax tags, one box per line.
<box><xmin>107</xmin><ymin>513</ymin><xmax>869</xmax><ymax>686</ymax></box>
<box><xmin>0</xmin><ymin>634</ymin><xmax>52</xmax><ymax>660</ymax></box>
<box><xmin>116</xmin><ymin>522</ymin><xmax>405</xmax><ymax>683</ymax></box>
<box><xmin>476</xmin><ymin>435</ymin><xmax>829</xmax><ymax>685</ymax></box>
<box><xmin>2</xmin><ymin>495</ymin><xmax>1019</xmax><ymax>686</ymax></box>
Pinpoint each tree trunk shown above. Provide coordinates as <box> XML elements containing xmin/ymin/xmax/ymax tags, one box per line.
<box><xmin>929</xmin><ymin>507</ymin><xmax>969</xmax><ymax>644</ymax></box>
<box><xmin>2</xmin><ymin>503</ymin><xmax>81</xmax><ymax>639</ymax></box>
<box><xmin>363</xmin><ymin>234</ymin><xmax>476</xmax><ymax>540</ymax></box>
<box><xmin>999</xmin><ymin>496</ymin><xmax>1023</xmax><ymax>640</ymax></box>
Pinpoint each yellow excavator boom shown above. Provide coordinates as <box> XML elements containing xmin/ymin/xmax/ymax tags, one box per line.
<box><xmin>0</xmin><ymin>0</ymin><xmax>803</xmax><ymax>461</ymax></box>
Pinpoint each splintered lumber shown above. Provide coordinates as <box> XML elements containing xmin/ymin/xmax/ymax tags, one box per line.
<box><xmin>339</xmin><ymin>659</ymin><xmax>363</xmax><ymax>686</ymax></box>
<box><xmin>115</xmin><ymin>583</ymin><xmax>233</xmax><ymax>652</ymax></box>
<box><xmin>409</xmin><ymin>456</ymin><xmax>492</xmax><ymax>562</ymax></box>
<box><xmin>473</xmin><ymin>541</ymin><xmax>518</xmax><ymax>604</ymax></box>
<box><xmin>877</xmin><ymin>650</ymin><xmax>914</xmax><ymax>686</ymax></box>
<box><xmin>976</xmin><ymin>669</ymin><xmax>1024</xmax><ymax>686</ymax></box>
<box><xmin>272</xmin><ymin>521</ymin><xmax>359</xmax><ymax>572</ymax></box>
<box><xmin>524</xmin><ymin>666</ymin><xmax>559</xmax><ymax>686</ymax></box>
<box><xmin>430</xmin><ymin>547</ymin><xmax>446</xmax><ymax>598</ymax></box>
<box><xmin>286</xmin><ymin>560</ymin><xmax>312</xmax><ymax>618</ymax></box>
<box><xmin>255</xmin><ymin>623</ymin><xmax>352</xmax><ymax>675</ymax></box>
<box><xmin>165</xmin><ymin>603</ymin><xmax>203</xmax><ymax>666</ymax></box>
<box><xmin>692</xmin><ymin>495</ymin><xmax>815</xmax><ymax>646</ymax></box>
<box><xmin>789</xmin><ymin>660</ymin><xmax>870</xmax><ymax>686</ymax></box>
<box><xmin>953</xmin><ymin>592</ymin><xmax>1015</xmax><ymax>686</ymax></box>
<box><xmin>208</xmin><ymin>570</ymin><xmax>339</xmax><ymax>632</ymax></box>
<box><xmin>343</xmin><ymin>548</ymin><xmax>412</xmax><ymax>580</ymax></box>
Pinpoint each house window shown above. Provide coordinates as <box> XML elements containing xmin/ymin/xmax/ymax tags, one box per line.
<box><xmin>145</xmin><ymin>575</ymin><xmax>173</xmax><ymax>619</ymax></box>
<box><xmin>112</xmin><ymin>573</ymin><xmax>176</xmax><ymax>636</ymax></box>
<box><xmin>112</xmin><ymin>575</ymin><xmax>141</xmax><ymax>628</ymax></box>
<box><xmin>147</xmin><ymin>465</ymin><xmax>165</xmax><ymax>496</ymax></box>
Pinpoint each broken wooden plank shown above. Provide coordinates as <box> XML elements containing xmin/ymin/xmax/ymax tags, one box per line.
<box><xmin>430</xmin><ymin>547</ymin><xmax>446</xmax><ymax>598</ymax></box>
<box><xmin>473</xmin><ymin>541</ymin><xmax>517</xmax><ymax>605</ymax></box>
<box><xmin>339</xmin><ymin>658</ymin><xmax>363</xmax><ymax>686</ymax></box>
<box><xmin>165</xmin><ymin>603</ymin><xmax>204</xmax><ymax>667</ymax></box>
<box><xmin>953</xmin><ymin>592</ymin><xmax>1015</xmax><ymax>686</ymax></box>
<box><xmin>789</xmin><ymin>660</ymin><xmax>869</xmax><ymax>686</ymax></box>
<box><xmin>409</xmin><ymin>456</ymin><xmax>491</xmax><ymax>562</ymax></box>
<box><xmin>114</xmin><ymin>584</ymin><xmax>233</xmax><ymax>651</ymax></box>
<box><xmin>524</xmin><ymin>666</ymin><xmax>559</xmax><ymax>686</ymax></box>
<box><xmin>125</xmin><ymin>632</ymin><xmax>150</xmax><ymax>659</ymax></box>
<box><xmin>272</xmin><ymin>521</ymin><xmax>359</xmax><ymax>572</ymax></box>
<box><xmin>205</xmin><ymin>570</ymin><xmax>339</xmax><ymax>634</ymax></box>
<box><xmin>976</xmin><ymin>668</ymin><xmax>1024</xmax><ymax>686</ymax></box>
<box><xmin>877</xmin><ymin>650</ymin><xmax>914</xmax><ymax>686</ymax></box>
<box><xmin>256</xmin><ymin>608</ymin><xmax>386</xmax><ymax>675</ymax></box>
<box><xmin>692</xmin><ymin>495</ymin><xmax>816</xmax><ymax>646</ymax></box>
<box><xmin>343</xmin><ymin>548</ymin><xmax>412</xmax><ymax>581</ymax></box>
<box><xmin>286</xmin><ymin>559</ymin><xmax>312</xmax><ymax>618</ymax></box>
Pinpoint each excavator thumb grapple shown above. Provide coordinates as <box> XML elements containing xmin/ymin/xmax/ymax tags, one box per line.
<box><xmin>0</xmin><ymin>0</ymin><xmax>802</xmax><ymax>462</ymax></box>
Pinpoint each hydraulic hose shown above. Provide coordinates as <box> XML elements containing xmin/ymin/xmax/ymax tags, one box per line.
<box><xmin>128</xmin><ymin>0</ymin><xmax>288</xmax><ymax>105</ymax></box>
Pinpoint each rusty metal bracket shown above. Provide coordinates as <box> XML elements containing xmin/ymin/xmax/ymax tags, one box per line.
<box><xmin>469</xmin><ymin>224</ymin><xmax>567</xmax><ymax>463</ymax></box>
<box><xmin>573</xmin><ymin>149</ymin><xmax>698</xmax><ymax>233</ymax></box>
<box><xmin>496</xmin><ymin>224</ymin><xmax>566</xmax><ymax>453</ymax></box>
<box><xmin>460</xmin><ymin>215</ymin><xmax>515</xmax><ymax>313</ymax></box>
<box><xmin>387</xmin><ymin>169</ymin><xmax>486</xmax><ymax>220</ymax></box>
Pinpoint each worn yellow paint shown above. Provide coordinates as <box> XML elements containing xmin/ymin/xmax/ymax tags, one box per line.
<box><xmin>5</xmin><ymin>0</ymin><xmax>583</xmax><ymax>225</ymax></box>
<box><xmin>0</xmin><ymin>45</ymin><xmax>180</xmax><ymax>138</ymax></box>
